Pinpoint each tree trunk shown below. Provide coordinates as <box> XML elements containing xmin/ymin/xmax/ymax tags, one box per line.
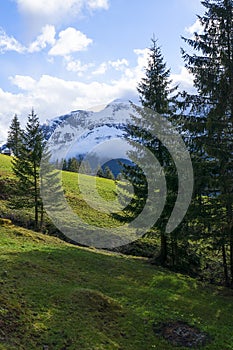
<box><xmin>39</xmin><ymin>202</ymin><xmax>44</xmax><ymax>232</ymax></box>
<box><xmin>226</xmin><ymin>200</ymin><xmax>233</xmax><ymax>287</ymax></box>
<box><xmin>222</xmin><ymin>243</ymin><xmax>229</xmax><ymax>287</ymax></box>
<box><xmin>160</xmin><ymin>231</ymin><xmax>168</xmax><ymax>266</ymax></box>
<box><xmin>35</xmin><ymin>200</ymin><xmax>39</xmax><ymax>231</ymax></box>
<box><xmin>230</xmin><ymin>235</ymin><xmax>233</xmax><ymax>288</ymax></box>
<box><xmin>171</xmin><ymin>236</ymin><xmax>178</xmax><ymax>267</ymax></box>
<box><xmin>34</xmin><ymin>162</ymin><xmax>39</xmax><ymax>231</ymax></box>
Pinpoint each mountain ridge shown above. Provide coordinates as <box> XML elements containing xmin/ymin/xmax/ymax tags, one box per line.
<box><xmin>42</xmin><ymin>99</ymin><xmax>137</xmax><ymax>167</ymax></box>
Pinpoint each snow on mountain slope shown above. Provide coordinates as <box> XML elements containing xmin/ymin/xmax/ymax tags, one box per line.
<box><xmin>43</xmin><ymin>99</ymin><xmax>137</xmax><ymax>164</ymax></box>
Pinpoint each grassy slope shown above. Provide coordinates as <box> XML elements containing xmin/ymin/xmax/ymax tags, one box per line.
<box><xmin>1</xmin><ymin>223</ymin><xmax>233</xmax><ymax>350</ymax></box>
<box><xmin>62</xmin><ymin>170</ymin><xmax>124</xmax><ymax>227</ymax></box>
<box><xmin>0</xmin><ymin>154</ymin><xmax>13</xmax><ymax>176</ymax></box>
<box><xmin>61</xmin><ymin>170</ymin><xmax>141</xmax><ymax>247</ymax></box>
<box><xmin>1</xmin><ymin>154</ymin><xmax>233</xmax><ymax>349</ymax></box>
<box><xmin>0</xmin><ymin>154</ymin><xmax>140</xmax><ymax>245</ymax></box>
<box><xmin>0</xmin><ymin>154</ymin><xmax>131</xmax><ymax>228</ymax></box>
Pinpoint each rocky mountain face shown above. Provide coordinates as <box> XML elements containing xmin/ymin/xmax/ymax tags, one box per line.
<box><xmin>43</xmin><ymin>99</ymin><xmax>137</xmax><ymax>170</ymax></box>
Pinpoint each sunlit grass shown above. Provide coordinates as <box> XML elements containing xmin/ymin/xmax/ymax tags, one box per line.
<box><xmin>61</xmin><ymin>170</ymin><xmax>133</xmax><ymax>228</ymax></box>
<box><xmin>0</xmin><ymin>224</ymin><xmax>233</xmax><ymax>349</ymax></box>
<box><xmin>0</xmin><ymin>154</ymin><xmax>14</xmax><ymax>177</ymax></box>
<box><xmin>1</xmin><ymin>154</ymin><xmax>233</xmax><ymax>349</ymax></box>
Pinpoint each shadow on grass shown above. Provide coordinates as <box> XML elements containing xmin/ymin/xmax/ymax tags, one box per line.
<box><xmin>0</xmin><ymin>235</ymin><xmax>232</xmax><ymax>350</ymax></box>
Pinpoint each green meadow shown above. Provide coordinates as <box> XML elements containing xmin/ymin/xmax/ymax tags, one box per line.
<box><xmin>0</xmin><ymin>154</ymin><xmax>233</xmax><ymax>349</ymax></box>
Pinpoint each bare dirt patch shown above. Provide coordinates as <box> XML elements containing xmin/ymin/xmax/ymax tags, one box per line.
<box><xmin>153</xmin><ymin>320</ymin><xmax>211</xmax><ymax>348</ymax></box>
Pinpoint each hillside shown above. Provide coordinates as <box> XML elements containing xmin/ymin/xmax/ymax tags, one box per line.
<box><xmin>0</xmin><ymin>154</ymin><xmax>12</xmax><ymax>176</ymax></box>
<box><xmin>0</xmin><ymin>154</ymin><xmax>233</xmax><ymax>349</ymax></box>
<box><xmin>0</xmin><ymin>153</ymin><xmax>135</xmax><ymax>246</ymax></box>
<box><xmin>1</xmin><ymin>222</ymin><xmax>233</xmax><ymax>349</ymax></box>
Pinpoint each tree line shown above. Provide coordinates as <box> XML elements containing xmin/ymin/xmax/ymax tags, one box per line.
<box><xmin>4</xmin><ymin>0</ymin><xmax>233</xmax><ymax>287</ymax></box>
<box><xmin>62</xmin><ymin>157</ymin><xmax>115</xmax><ymax>179</ymax></box>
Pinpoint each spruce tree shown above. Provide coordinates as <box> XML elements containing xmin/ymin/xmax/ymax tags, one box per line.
<box><xmin>7</xmin><ymin>114</ymin><xmax>22</xmax><ymax>157</ymax></box>
<box><xmin>103</xmin><ymin>166</ymin><xmax>115</xmax><ymax>180</ymax></box>
<box><xmin>62</xmin><ymin>159</ymin><xmax>67</xmax><ymax>171</ymax></box>
<box><xmin>69</xmin><ymin>157</ymin><xmax>79</xmax><ymax>172</ymax></box>
<box><xmin>124</xmin><ymin>38</ymin><xmax>178</xmax><ymax>265</ymax></box>
<box><xmin>12</xmin><ymin>109</ymin><xmax>44</xmax><ymax>230</ymax></box>
<box><xmin>40</xmin><ymin>148</ymin><xmax>66</xmax><ymax>227</ymax></box>
<box><xmin>181</xmin><ymin>0</ymin><xmax>233</xmax><ymax>286</ymax></box>
<box><xmin>137</xmin><ymin>38</ymin><xmax>177</xmax><ymax>114</ymax></box>
<box><xmin>79</xmin><ymin>160</ymin><xmax>92</xmax><ymax>175</ymax></box>
<box><xmin>96</xmin><ymin>165</ymin><xmax>106</xmax><ymax>178</ymax></box>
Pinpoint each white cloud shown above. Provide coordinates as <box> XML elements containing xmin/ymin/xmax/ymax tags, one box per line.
<box><xmin>185</xmin><ymin>19</ymin><xmax>204</xmax><ymax>37</ymax></box>
<box><xmin>0</xmin><ymin>48</ymin><xmax>175</xmax><ymax>143</ymax></box>
<box><xmin>65</xmin><ymin>56</ymin><xmax>94</xmax><ymax>76</ymax></box>
<box><xmin>171</xmin><ymin>66</ymin><xmax>194</xmax><ymax>91</ymax></box>
<box><xmin>9</xmin><ymin>74</ymin><xmax>134</xmax><ymax>112</ymax></box>
<box><xmin>92</xmin><ymin>58</ymin><xmax>129</xmax><ymax>75</ymax></box>
<box><xmin>126</xmin><ymin>48</ymin><xmax>149</xmax><ymax>81</ymax></box>
<box><xmin>0</xmin><ymin>66</ymin><xmax>139</xmax><ymax>143</ymax></box>
<box><xmin>0</xmin><ymin>87</ymin><xmax>33</xmax><ymax>143</ymax></box>
<box><xmin>0</xmin><ymin>29</ymin><xmax>26</xmax><ymax>53</ymax></box>
<box><xmin>109</xmin><ymin>58</ymin><xmax>129</xmax><ymax>71</ymax></box>
<box><xmin>15</xmin><ymin>0</ymin><xmax>109</xmax><ymax>24</ymax></box>
<box><xmin>10</xmin><ymin>75</ymin><xmax>37</xmax><ymax>91</ymax></box>
<box><xmin>49</xmin><ymin>27</ymin><xmax>92</xmax><ymax>56</ymax></box>
<box><xmin>87</xmin><ymin>0</ymin><xmax>109</xmax><ymax>10</ymax></box>
<box><xmin>0</xmin><ymin>48</ymin><xmax>149</xmax><ymax>137</ymax></box>
<box><xmin>0</xmin><ymin>26</ymin><xmax>92</xmax><ymax>57</ymax></box>
<box><xmin>16</xmin><ymin>0</ymin><xmax>79</xmax><ymax>16</ymax></box>
<box><xmin>133</xmin><ymin>48</ymin><xmax>149</xmax><ymax>68</ymax></box>
<box><xmin>28</xmin><ymin>25</ymin><xmax>56</xmax><ymax>53</ymax></box>
<box><xmin>92</xmin><ymin>62</ymin><xmax>108</xmax><ymax>75</ymax></box>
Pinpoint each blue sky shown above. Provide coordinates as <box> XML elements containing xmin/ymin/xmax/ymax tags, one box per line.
<box><xmin>0</xmin><ymin>0</ymin><xmax>204</xmax><ymax>143</ymax></box>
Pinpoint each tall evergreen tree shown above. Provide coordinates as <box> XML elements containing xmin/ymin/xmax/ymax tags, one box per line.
<box><xmin>96</xmin><ymin>165</ymin><xmax>105</xmax><ymax>178</ymax></box>
<box><xmin>181</xmin><ymin>0</ymin><xmax>233</xmax><ymax>286</ymax></box>
<box><xmin>7</xmin><ymin>114</ymin><xmax>22</xmax><ymax>157</ymax></box>
<box><xmin>67</xmin><ymin>157</ymin><xmax>79</xmax><ymax>172</ymax></box>
<box><xmin>79</xmin><ymin>159</ymin><xmax>92</xmax><ymax>175</ymax></box>
<box><xmin>124</xmin><ymin>38</ymin><xmax>178</xmax><ymax>265</ymax></box>
<box><xmin>137</xmin><ymin>38</ymin><xmax>177</xmax><ymax>114</ymax></box>
<box><xmin>12</xmin><ymin>109</ymin><xmax>44</xmax><ymax>230</ymax></box>
<box><xmin>103</xmin><ymin>166</ymin><xmax>115</xmax><ymax>180</ymax></box>
<box><xmin>62</xmin><ymin>158</ymin><xmax>68</xmax><ymax>171</ymax></box>
<box><xmin>40</xmin><ymin>148</ymin><xmax>66</xmax><ymax>228</ymax></box>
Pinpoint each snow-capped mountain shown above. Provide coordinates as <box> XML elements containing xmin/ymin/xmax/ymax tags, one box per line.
<box><xmin>43</xmin><ymin>99</ymin><xmax>137</xmax><ymax>167</ymax></box>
